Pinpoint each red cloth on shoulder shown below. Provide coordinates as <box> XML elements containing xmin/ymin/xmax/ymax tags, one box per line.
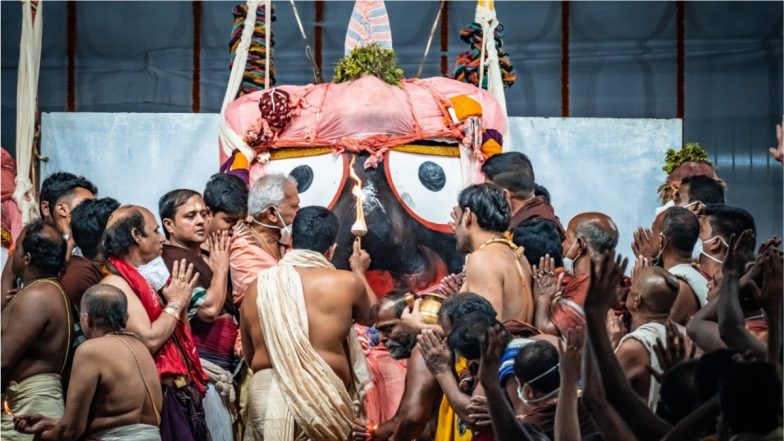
<box><xmin>108</xmin><ymin>257</ymin><xmax>208</xmax><ymax>393</ymax></box>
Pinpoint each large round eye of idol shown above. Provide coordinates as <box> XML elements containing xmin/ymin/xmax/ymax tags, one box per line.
<box><xmin>384</xmin><ymin>149</ymin><xmax>462</xmax><ymax>233</ymax></box>
<box><xmin>264</xmin><ymin>151</ymin><xmax>348</xmax><ymax>209</ymax></box>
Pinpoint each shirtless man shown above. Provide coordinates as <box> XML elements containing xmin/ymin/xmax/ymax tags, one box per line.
<box><xmin>101</xmin><ymin>205</ymin><xmax>209</xmax><ymax>441</ymax></box>
<box><xmin>1</xmin><ymin>221</ymin><xmax>70</xmax><ymax>441</ymax></box>
<box><xmin>453</xmin><ymin>183</ymin><xmax>533</xmax><ymax>323</ymax></box>
<box><xmin>2</xmin><ymin>173</ymin><xmax>96</xmax><ymax>307</ymax></box>
<box><xmin>240</xmin><ymin>206</ymin><xmax>375</xmax><ymax>440</ymax></box>
<box><xmin>13</xmin><ymin>284</ymin><xmax>162</xmax><ymax>441</ymax></box>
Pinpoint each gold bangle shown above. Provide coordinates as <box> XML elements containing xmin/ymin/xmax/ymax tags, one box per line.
<box><xmin>162</xmin><ymin>307</ymin><xmax>180</xmax><ymax>321</ymax></box>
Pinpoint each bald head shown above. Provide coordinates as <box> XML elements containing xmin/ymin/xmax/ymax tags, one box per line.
<box><xmin>103</xmin><ymin>205</ymin><xmax>160</xmax><ymax>259</ymax></box>
<box><xmin>81</xmin><ymin>284</ymin><xmax>128</xmax><ymax>333</ymax></box>
<box><xmin>631</xmin><ymin>266</ymin><xmax>680</xmax><ymax>315</ymax></box>
<box><xmin>566</xmin><ymin>212</ymin><xmax>619</xmax><ymax>255</ymax></box>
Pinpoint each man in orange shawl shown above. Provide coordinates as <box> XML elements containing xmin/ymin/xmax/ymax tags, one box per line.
<box><xmin>533</xmin><ymin>213</ymin><xmax>619</xmax><ymax>336</ymax></box>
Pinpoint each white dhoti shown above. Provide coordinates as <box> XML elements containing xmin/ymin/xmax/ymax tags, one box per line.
<box><xmin>82</xmin><ymin>423</ymin><xmax>161</xmax><ymax>441</ymax></box>
<box><xmin>244</xmin><ymin>250</ymin><xmax>370</xmax><ymax>441</ymax></box>
<box><xmin>1</xmin><ymin>373</ymin><xmax>64</xmax><ymax>441</ymax></box>
<box><xmin>200</xmin><ymin>358</ymin><xmax>237</xmax><ymax>441</ymax></box>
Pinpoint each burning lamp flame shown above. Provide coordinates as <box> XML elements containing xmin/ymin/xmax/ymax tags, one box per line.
<box><xmin>349</xmin><ymin>157</ymin><xmax>368</xmax><ymax>241</ymax></box>
<box><xmin>3</xmin><ymin>400</ymin><xmax>12</xmax><ymax>416</ymax></box>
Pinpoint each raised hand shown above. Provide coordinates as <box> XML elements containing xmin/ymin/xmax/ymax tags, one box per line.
<box><xmin>162</xmin><ymin>259</ymin><xmax>199</xmax><ymax>307</ymax></box>
<box><xmin>207</xmin><ymin>231</ymin><xmax>230</xmax><ymax>275</ymax></box>
<box><xmin>532</xmin><ymin>254</ymin><xmax>563</xmax><ymax>298</ymax></box>
<box><xmin>467</xmin><ymin>395</ymin><xmax>492</xmax><ymax>427</ymax></box>
<box><xmin>437</xmin><ymin>273</ymin><xmax>464</xmax><ymax>297</ymax></box>
<box><xmin>584</xmin><ymin>253</ymin><xmax>629</xmax><ymax>316</ymax></box>
<box><xmin>647</xmin><ymin>320</ymin><xmax>696</xmax><ymax>382</ymax></box>
<box><xmin>757</xmin><ymin>247</ymin><xmax>784</xmax><ymax>312</ymax></box>
<box><xmin>557</xmin><ymin>327</ymin><xmax>585</xmax><ymax>384</ymax></box>
<box><xmin>632</xmin><ymin>227</ymin><xmax>658</xmax><ymax>260</ymax></box>
<box><xmin>722</xmin><ymin>230</ymin><xmax>755</xmax><ymax>279</ymax></box>
<box><xmin>418</xmin><ymin>329</ymin><xmax>451</xmax><ymax>375</ymax></box>
<box><xmin>349</xmin><ymin>238</ymin><xmax>371</xmax><ymax>274</ymax></box>
<box><xmin>632</xmin><ymin>254</ymin><xmax>650</xmax><ymax>283</ymax></box>
<box><xmin>769</xmin><ymin>116</ymin><xmax>783</xmax><ymax>163</ymax></box>
<box><xmin>479</xmin><ymin>324</ymin><xmax>506</xmax><ymax>389</ymax></box>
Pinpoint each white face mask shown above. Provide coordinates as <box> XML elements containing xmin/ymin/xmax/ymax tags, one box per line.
<box><xmin>682</xmin><ymin>200</ymin><xmax>699</xmax><ymax>210</ymax></box>
<box><xmin>517</xmin><ymin>363</ymin><xmax>560</xmax><ymax>405</ymax></box>
<box><xmin>137</xmin><ymin>256</ymin><xmax>170</xmax><ymax>291</ymax></box>
<box><xmin>655</xmin><ymin>200</ymin><xmax>675</xmax><ymax>216</ymax></box>
<box><xmin>696</xmin><ymin>236</ymin><xmax>728</xmax><ymax>264</ymax></box>
<box><xmin>562</xmin><ymin>241</ymin><xmax>581</xmax><ymax>276</ymax></box>
<box><xmin>252</xmin><ymin>207</ymin><xmax>293</xmax><ymax>246</ymax></box>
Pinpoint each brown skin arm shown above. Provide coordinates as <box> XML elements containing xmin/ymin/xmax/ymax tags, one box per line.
<box><xmin>717</xmin><ymin>274</ymin><xmax>766</xmax><ymax>358</ymax></box>
<box><xmin>1</xmin><ymin>260</ymin><xmax>14</xmax><ymax>310</ymax></box>
<box><xmin>102</xmin><ymin>275</ymin><xmax>178</xmax><ymax>353</ymax></box>
<box><xmin>198</xmin><ymin>233</ymin><xmax>230</xmax><ymax>322</ymax></box>
<box><xmin>386</xmin><ymin>346</ymin><xmax>441</xmax><ymax>441</ymax></box>
<box><xmin>584</xmin><ymin>255</ymin><xmax>670</xmax><ymax>441</ymax></box>
<box><xmin>350</xmin><ymin>272</ymin><xmax>376</xmax><ymax>327</ymax></box>
<box><xmin>534</xmin><ymin>295</ymin><xmax>560</xmax><ymax>336</ymax></box>
<box><xmin>1</xmin><ymin>288</ymin><xmax>50</xmax><ymax>389</ymax></box>
<box><xmin>461</xmin><ymin>252</ymin><xmax>504</xmax><ymax>317</ymax></box>
<box><xmin>685</xmin><ymin>299</ymin><xmax>727</xmax><ymax>353</ymax></box>
<box><xmin>615</xmin><ymin>338</ymin><xmax>652</xmax><ymax>401</ymax></box>
<box><xmin>38</xmin><ymin>344</ymin><xmax>100</xmax><ymax>441</ymax></box>
<box><xmin>668</xmin><ymin>280</ymin><xmax>699</xmax><ymax>325</ymax></box>
<box><xmin>581</xmin><ymin>339</ymin><xmax>638</xmax><ymax>441</ymax></box>
<box><xmin>239</xmin><ymin>280</ymin><xmax>258</xmax><ymax>368</ymax></box>
<box><xmin>661</xmin><ymin>395</ymin><xmax>720</xmax><ymax>441</ymax></box>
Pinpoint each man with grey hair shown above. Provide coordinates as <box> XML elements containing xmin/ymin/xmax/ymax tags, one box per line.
<box><xmin>14</xmin><ymin>284</ymin><xmax>163</xmax><ymax>440</ymax></box>
<box><xmin>532</xmin><ymin>212</ymin><xmax>619</xmax><ymax>336</ymax></box>
<box><xmin>229</xmin><ymin>173</ymin><xmax>300</xmax><ymax>304</ymax></box>
<box><xmin>228</xmin><ymin>174</ymin><xmax>299</xmax><ymax>433</ymax></box>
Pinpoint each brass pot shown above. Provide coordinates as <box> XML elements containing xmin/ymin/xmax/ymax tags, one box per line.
<box><xmin>419</xmin><ymin>292</ymin><xmax>447</xmax><ymax>325</ymax></box>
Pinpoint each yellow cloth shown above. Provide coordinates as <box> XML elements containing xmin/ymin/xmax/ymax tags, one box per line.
<box><xmin>433</xmin><ymin>358</ymin><xmax>473</xmax><ymax>441</ymax></box>
<box><xmin>1</xmin><ymin>373</ymin><xmax>64</xmax><ymax>441</ymax></box>
<box><xmin>448</xmin><ymin>95</ymin><xmax>483</xmax><ymax>121</ymax></box>
<box><xmin>248</xmin><ymin>250</ymin><xmax>369</xmax><ymax>441</ymax></box>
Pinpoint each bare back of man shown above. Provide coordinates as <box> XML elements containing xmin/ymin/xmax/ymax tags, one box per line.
<box><xmin>70</xmin><ymin>335</ymin><xmax>162</xmax><ymax>435</ymax></box>
<box><xmin>1</xmin><ymin>281</ymin><xmax>70</xmax><ymax>390</ymax></box>
<box><xmin>241</xmin><ymin>267</ymin><xmax>369</xmax><ymax>389</ymax></box>
<box><xmin>461</xmin><ymin>244</ymin><xmax>533</xmax><ymax>323</ymax></box>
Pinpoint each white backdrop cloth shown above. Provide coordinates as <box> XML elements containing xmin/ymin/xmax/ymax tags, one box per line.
<box><xmin>41</xmin><ymin>112</ymin><xmax>221</xmax><ymax>219</ymax></box>
<box><xmin>41</xmin><ymin>113</ymin><xmax>678</xmax><ymax>257</ymax></box>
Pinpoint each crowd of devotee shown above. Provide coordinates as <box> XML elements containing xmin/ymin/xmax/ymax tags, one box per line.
<box><xmin>0</xmin><ymin>132</ymin><xmax>782</xmax><ymax>441</ymax></box>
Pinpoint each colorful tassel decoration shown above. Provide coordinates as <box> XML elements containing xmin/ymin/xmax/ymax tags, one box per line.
<box><xmin>229</xmin><ymin>3</ymin><xmax>276</xmax><ymax>96</ymax></box>
<box><xmin>452</xmin><ymin>21</ymin><xmax>516</xmax><ymax>89</ymax></box>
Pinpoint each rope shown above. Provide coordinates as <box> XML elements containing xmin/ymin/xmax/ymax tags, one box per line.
<box><xmin>264</xmin><ymin>0</ymin><xmax>271</xmax><ymax>90</ymax></box>
<box><xmin>13</xmin><ymin>0</ymin><xmax>43</xmax><ymax>225</ymax></box>
<box><xmin>440</xmin><ymin>1</ymin><xmax>449</xmax><ymax>76</ymax></box>
<box><xmin>561</xmin><ymin>0</ymin><xmax>570</xmax><ymax>117</ymax></box>
<box><xmin>191</xmin><ymin>0</ymin><xmax>201</xmax><ymax>113</ymax></box>
<box><xmin>315</xmin><ymin>1</ymin><xmax>324</xmax><ymax>80</ymax></box>
<box><xmin>66</xmin><ymin>0</ymin><xmax>76</xmax><ymax>112</ymax></box>
<box><xmin>220</xmin><ymin>0</ymin><xmax>262</xmax><ymax>161</ymax></box>
<box><xmin>416</xmin><ymin>0</ymin><xmax>445</xmax><ymax>79</ymax></box>
<box><xmin>289</xmin><ymin>0</ymin><xmax>322</xmax><ymax>83</ymax></box>
<box><xmin>676</xmin><ymin>1</ymin><xmax>685</xmax><ymax>120</ymax></box>
<box><xmin>192</xmin><ymin>0</ymin><xmax>202</xmax><ymax>113</ymax></box>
